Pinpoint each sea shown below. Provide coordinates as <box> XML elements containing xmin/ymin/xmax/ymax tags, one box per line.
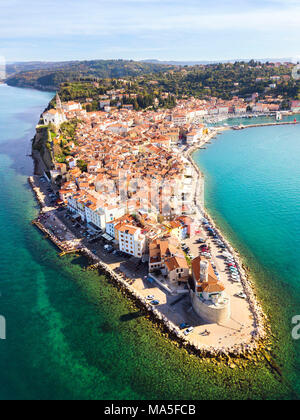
<box><xmin>0</xmin><ymin>84</ymin><xmax>299</xmax><ymax>400</ymax></box>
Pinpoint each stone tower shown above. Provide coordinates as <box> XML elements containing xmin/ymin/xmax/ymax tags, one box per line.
<box><xmin>56</xmin><ymin>93</ymin><xmax>62</xmax><ymax>111</ymax></box>
<box><xmin>200</xmin><ymin>260</ymin><xmax>209</xmax><ymax>283</ymax></box>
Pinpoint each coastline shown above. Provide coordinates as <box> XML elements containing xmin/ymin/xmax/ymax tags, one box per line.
<box><xmin>187</xmin><ymin>128</ymin><xmax>269</xmax><ymax>347</ymax></box>
<box><xmin>5</xmin><ymin>80</ymin><xmax>56</xmax><ymax>93</ymax></box>
<box><xmin>27</xmin><ymin>126</ymin><xmax>273</xmax><ymax>363</ymax></box>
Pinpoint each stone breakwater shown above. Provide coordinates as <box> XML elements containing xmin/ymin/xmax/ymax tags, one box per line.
<box><xmin>28</xmin><ymin>175</ymin><xmax>273</xmax><ymax>363</ymax></box>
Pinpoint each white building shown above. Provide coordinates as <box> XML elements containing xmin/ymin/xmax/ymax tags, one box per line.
<box><xmin>234</xmin><ymin>106</ymin><xmax>247</xmax><ymax>114</ymax></box>
<box><xmin>172</xmin><ymin>113</ymin><xmax>187</xmax><ymax>126</ymax></box>
<box><xmin>194</xmin><ymin>109</ymin><xmax>208</xmax><ymax>118</ymax></box>
<box><xmin>106</xmin><ymin>220</ymin><xmax>117</xmax><ymax>239</ymax></box>
<box><xmin>218</xmin><ymin>106</ymin><xmax>229</xmax><ymax>115</ymax></box>
<box><xmin>106</xmin><ymin>123</ymin><xmax>128</xmax><ymax>135</ymax></box>
<box><xmin>62</xmin><ymin>101</ymin><xmax>82</xmax><ymax>112</ymax></box>
<box><xmin>85</xmin><ymin>204</ymin><xmax>106</xmax><ymax>230</ymax></box>
<box><xmin>67</xmin><ymin>191</ymin><xmax>125</xmax><ymax>231</ymax></box>
<box><xmin>65</xmin><ymin>157</ymin><xmax>78</xmax><ymax>168</ymax></box>
<box><xmin>186</xmin><ymin>127</ymin><xmax>204</xmax><ymax>144</ymax></box>
<box><xmin>100</xmin><ymin>99</ymin><xmax>111</xmax><ymax>109</ymax></box>
<box><xmin>43</xmin><ymin>109</ymin><xmax>66</xmax><ymax>127</ymax></box>
<box><xmin>208</xmin><ymin>108</ymin><xmax>219</xmax><ymax>115</ymax></box>
<box><xmin>116</xmin><ymin>225</ymin><xmax>146</xmax><ymax>258</ymax></box>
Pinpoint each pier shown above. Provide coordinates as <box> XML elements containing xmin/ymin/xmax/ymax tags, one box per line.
<box><xmin>231</xmin><ymin>121</ymin><xmax>298</xmax><ymax>130</ymax></box>
<box><xmin>32</xmin><ymin>219</ymin><xmax>78</xmax><ymax>255</ymax></box>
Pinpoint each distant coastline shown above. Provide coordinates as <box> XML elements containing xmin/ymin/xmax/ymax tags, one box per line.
<box><xmin>5</xmin><ymin>79</ymin><xmax>56</xmax><ymax>92</ymax></box>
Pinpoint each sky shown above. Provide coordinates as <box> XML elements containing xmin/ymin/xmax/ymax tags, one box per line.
<box><xmin>1</xmin><ymin>0</ymin><xmax>300</xmax><ymax>63</ymax></box>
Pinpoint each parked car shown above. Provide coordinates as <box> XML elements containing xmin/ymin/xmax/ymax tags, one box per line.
<box><xmin>236</xmin><ymin>292</ymin><xmax>247</xmax><ymax>300</ymax></box>
<box><xmin>184</xmin><ymin>327</ymin><xmax>194</xmax><ymax>336</ymax></box>
<box><xmin>151</xmin><ymin>300</ymin><xmax>160</xmax><ymax>306</ymax></box>
<box><xmin>180</xmin><ymin>323</ymin><xmax>191</xmax><ymax>330</ymax></box>
<box><xmin>104</xmin><ymin>245</ymin><xmax>113</xmax><ymax>253</ymax></box>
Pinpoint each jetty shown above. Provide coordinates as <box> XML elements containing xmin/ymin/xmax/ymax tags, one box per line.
<box><xmin>32</xmin><ymin>219</ymin><xmax>78</xmax><ymax>255</ymax></box>
<box><xmin>231</xmin><ymin>121</ymin><xmax>298</xmax><ymax>130</ymax></box>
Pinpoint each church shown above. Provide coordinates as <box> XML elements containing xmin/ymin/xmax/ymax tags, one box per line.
<box><xmin>43</xmin><ymin>94</ymin><xmax>67</xmax><ymax>127</ymax></box>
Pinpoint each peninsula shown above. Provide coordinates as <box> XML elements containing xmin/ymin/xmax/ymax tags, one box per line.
<box><xmin>28</xmin><ymin>79</ymin><xmax>299</xmax><ymax>360</ymax></box>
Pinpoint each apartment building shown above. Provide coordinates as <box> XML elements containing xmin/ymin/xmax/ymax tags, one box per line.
<box><xmin>68</xmin><ymin>191</ymin><xmax>125</xmax><ymax>230</ymax></box>
<box><xmin>116</xmin><ymin>224</ymin><xmax>146</xmax><ymax>258</ymax></box>
<box><xmin>62</xmin><ymin>101</ymin><xmax>82</xmax><ymax>112</ymax></box>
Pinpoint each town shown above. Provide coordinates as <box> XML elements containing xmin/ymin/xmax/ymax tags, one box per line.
<box><xmin>31</xmin><ymin>85</ymin><xmax>296</xmax><ymax>351</ymax></box>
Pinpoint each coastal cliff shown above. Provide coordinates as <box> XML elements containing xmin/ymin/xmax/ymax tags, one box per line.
<box><xmin>32</xmin><ymin>125</ymin><xmax>55</xmax><ymax>175</ymax></box>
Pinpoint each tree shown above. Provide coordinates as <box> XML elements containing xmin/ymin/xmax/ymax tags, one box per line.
<box><xmin>77</xmin><ymin>160</ymin><xmax>88</xmax><ymax>172</ymax></box>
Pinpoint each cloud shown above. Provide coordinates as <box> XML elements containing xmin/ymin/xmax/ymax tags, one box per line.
<box><xmin>1</xmin><ymin>2</ymin><xmax>300</xmax><ymax>38</ymax></box>
<box><xmin>1</xmin><ymin>0</ymin><xmax>300</xmax><ymax>61</ymax></box>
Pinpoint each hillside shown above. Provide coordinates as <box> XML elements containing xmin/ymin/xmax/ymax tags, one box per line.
<box><xmin>6</xmin><ymin>60</ymin><xmax>299</xmax><ymax>105</ymax></box>
<box><xmin>6</xmin><ymin>59</ymin><xmax>176</xmax><ymax>90</ymax></box>
<box><xmin>50</xmin><ymin>62</ymin><xmax>300</xmax><ymax>111</ymax></box>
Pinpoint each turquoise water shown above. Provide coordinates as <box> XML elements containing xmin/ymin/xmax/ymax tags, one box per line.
<box><xmin>0</xmin><ymin>84</ymin><xmax>298</xmax><ymax>400</ymax></box>
<box><xmin>194</xmin><ymin>124</ymin><xmax>300</xmax><ymax>396</ymax></box>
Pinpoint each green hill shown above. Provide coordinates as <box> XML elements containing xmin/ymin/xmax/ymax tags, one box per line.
<box><xmin>6</xmin><ymin>59</ymin><xmax>176</xmax><ymax>90</ymax></box>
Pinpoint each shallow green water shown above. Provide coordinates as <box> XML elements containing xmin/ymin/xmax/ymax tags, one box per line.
<box><xmin>0</xmin><ymin>85</ymin><xmax>297</xmax><ymax>400</ymax></box>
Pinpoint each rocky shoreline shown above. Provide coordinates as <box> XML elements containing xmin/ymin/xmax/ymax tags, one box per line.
<box><xmin>28</xmin><ymin>173</ymin><xmax>274</xmax><ymax>365</ymax></box>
